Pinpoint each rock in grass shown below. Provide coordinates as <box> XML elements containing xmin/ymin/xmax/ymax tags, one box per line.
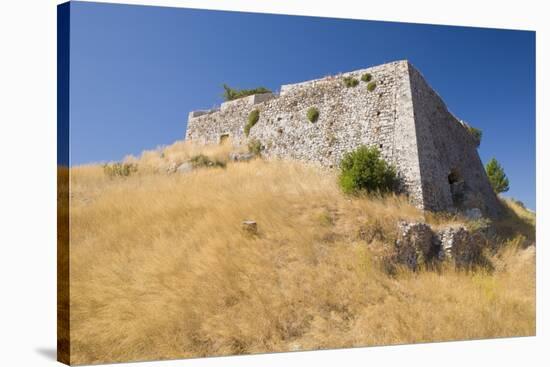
<box><xmin>395</xmin><ymin>222</ymin><xmax>438</xmax><ymax>270</ymax></box>
<box><xmin>176</xmin><ymin>162</ymin><xmax>194</xmax><ymax>174</ymax></box>
<box><xmin>241</xmin><ymin>220</ymin><xmax>258</xmax><ymax>235</ymax></box>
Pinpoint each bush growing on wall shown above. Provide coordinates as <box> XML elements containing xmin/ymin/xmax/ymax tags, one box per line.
<box><xmin>343</xmin><ymin>77</ymin><xmax>359</xmax><ymax>88</ymax></box>
<box><xmin>244</xmin><ymin>109</ymin><xmax>260</xmax><ymax>137</ymax></box>
<box><xmin>338</xmin><ymin>146</ymin><xmax>396</xmax><ymax>195</ymax></box>
<box><xmin>361</xmin><ymin>73</ymin><xmax>372</xmax><ymax>82</ymax></box>
<box><xmin>222</xmin><ymin>84</ymin><xmax>272</xmax><ymax>102</ymax></box>
<box><xmin>467</xmin><ymin>126</ymin><xmax>482</xmax><ymax>147</ymax></box>
<box><xmin>248</xmin><ymin>139</ymin><xmax>263</xmax><ymax>156</ymax></box>
<box><xmin>307</xmin><ymin>107</ymin><xmax>319</xmax><ymax>123</ymax></box>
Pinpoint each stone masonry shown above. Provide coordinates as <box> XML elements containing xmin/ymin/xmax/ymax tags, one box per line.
<box><xmin>185</xmin><ymin>60</ymin><xmax>501</xmax><ymax>217</ymax></box>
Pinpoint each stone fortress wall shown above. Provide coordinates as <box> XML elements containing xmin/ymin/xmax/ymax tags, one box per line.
<box><xmin>185</xmin><ymin>60</ymin><xmax>501</xmax><ymax>216</ymax></box>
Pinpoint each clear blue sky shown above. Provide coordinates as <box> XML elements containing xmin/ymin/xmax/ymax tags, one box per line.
<box><xmin>67</xmin><ymin>1</ymin><xmax>536</xmax><ymax>209</ymax></box>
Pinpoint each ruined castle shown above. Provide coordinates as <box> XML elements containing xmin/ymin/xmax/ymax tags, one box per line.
<box><xmin>185</xmin><ymin>60</ymin><xmax>501</xmax><ymax>217</ymax></box>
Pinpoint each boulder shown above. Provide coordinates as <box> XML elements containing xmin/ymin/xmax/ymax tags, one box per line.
<box><xmin>437</xmin><ymin>227</ymin><xmax>483</xmax><ymax>268</ymax></box>
<box><xmin>241</xmin><ymin>220</ymin><xmax>258</xmax><ymax>235</ymax></box>
<box><xmin>394</xmin><ymin>222</ymin><xmax>489</xmax><ymax>270</ymax></box>
<box><xmin>395</xmin><ymin>222</ymin><xmax>438</xmax><ymax>270</ymax></box>
<box><xmin>176</xmin><ymin>162</ymin><xmax>194</xmax><ymax>174</ymax></box>
<box><xmin>229</xmin><ymin>152</ymin><xmax>256</xmax><ymax>162</ymax></box>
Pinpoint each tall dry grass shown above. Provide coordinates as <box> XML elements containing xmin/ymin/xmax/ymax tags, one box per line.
<box><xmin>65</xmin><ymin>142</ymin><xmax>535</xmax><ymax>364</ymax></box>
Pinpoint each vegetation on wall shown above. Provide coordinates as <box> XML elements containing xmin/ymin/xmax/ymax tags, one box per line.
<box><xmin>223</xmin><ymin>84</ymin><xmax>272</xmax><ymax>102</ymax></box>
<box><xmin>306</xmin><ymin>107</ymin><xmax>319</xmax><ymax>123</ymax></box>
<box><xmin>467</xmin><ymin>125</ymin><xmax>483</xmax><ymax>147</ymax></box>
<box><xmin>486</xmin><ymin>158</ymin><xmax>510</xmax><ymax>194</ymax></box>
<box><xmin>338</xmin><ymin>146</ymin><xmax>396</xmax><ymax>195</ymax></box>
<box><xmin>247</xmin><ymin>139</ymin><xmax>263</xmax><ymax>156</ymax></box>
<box><xmin>367</xmin><ymin>81</ymin><xmax>377</xmax><ymax>92</ymax></box>
<box><xmin>244</xmin><ymin>109</ymin><xmax>260</xmax><ymax>137</ymax></box>
<box><xmin>361</xmin><ymin>73</ymin><xmax>372</xmax><ymax>82</ymax></box>
<box><xmin>343</xmin><ymin>76</ymin><xmax>359</xmax><ymax>88</ymax></box>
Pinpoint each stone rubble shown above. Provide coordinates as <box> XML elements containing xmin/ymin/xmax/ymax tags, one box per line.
<box><xmin>395</xmin><ymin>221</ymin><xmax>488</xmax><ymax>270</ymax></box>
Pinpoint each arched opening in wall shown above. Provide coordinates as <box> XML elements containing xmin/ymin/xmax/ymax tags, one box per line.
<box><xmin>448</xmin><ymin>168</ymin><xmax>465</xmax><ymax>206</ymax></box>
<box><xmin>219</xmin><ymin>133</ymin><xmax>230</xmax><ymax>145</ymax></box>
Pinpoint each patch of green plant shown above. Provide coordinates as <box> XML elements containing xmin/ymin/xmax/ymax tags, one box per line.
<box><xmin>486</xmin><ymin>158</ymin><xmax>509</xmax><ymax>194</ymax></box>
<box><xmin>343</xmin><ymin>76</ymin><xmax>359</xmax><ymax>88</ymax></box>
<box><xmin>222</xmin><ymin>84</ymin><xmax>272</xmax><ymax>102</ymax></box>
<box><xmin>361</xmin><ymin>73</ymin><xmax>372</xmax><ymax>82</ymax></box>
<box><xmin>247</xmin><ymin>139</ymin><xmax>263</xmax><ymax>156</ymax></box>
<box><xmin>367</xmin><ymin>81</ymin><xmax>377</xmax><ymax>92</ymax></box>
<box><xmin>338</xmin><ymin>146</ymin><xmax>396</xmax><ymax>195</ymax></box>
<box><xmin>244</xmin><ymin>109</ymin><xmax>260</xmax><ymax>137</ymax></box>
<box><xmin>306</xmin><ymin>107</ymin><xmax>319</xmax><ymax>123</ymax></box>
<box><xmin>103</xmin><ymin>162</ymin><xmax>138</xmax><ymax>178</ymax></box>
<box><xmin>467</xmin><ymin>125</ymin><xmax>482</xmax><ymax>147</ymax></box>
<box><xmin>190</xmin><ymin>154</ymin><xmax>226</xmax><ymax>169</ymax></box>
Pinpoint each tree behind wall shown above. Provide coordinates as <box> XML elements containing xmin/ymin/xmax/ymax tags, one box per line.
<box><xmin>485</xmin><ymin>158</ymin><xmax>510</xmax><ymax>194</ymax></box>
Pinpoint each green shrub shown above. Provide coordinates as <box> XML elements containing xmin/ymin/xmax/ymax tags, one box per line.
<box><xmin>248</xmin><ymin>139</ymin><xmax>263</xmax><ymax>156</ymax></box>
<box><xmin>361</xmin><ymin>73</ymin><xmax>372</xmax><ymax>82</ymax></box>
<box><xmin>367</xmin><ymin>81</ymin><xmax>377</xmax><ymax>92</ymax></box>
<box><xmin>244</xmin><ymin>109</ymin><xmax>260</xmax><ymax>137</ymax></box>
<box><xmin>222</xmin><ymin>84</ymin><xmax>272</xmax><ymax>101</ymax></box>
<box><xmin>485</xmin><ymin>158</ymin><xmax>509</xmax><ymax>194</ymax></box>
<box><xmin>190</xmin><ymin>154</ymin><xmax>226</xmax><ymax>169</ymax></box>
<box><xmin>343</xmin><ymin>76</ymin><xmax>359</xmax><ymax>88</ymax></box>
<box><xmin>467</xmin><ymin>125</ymin><xmax>482</xmax><ymax>147</ymax></box>
<box><xmin>103</xmin><ymin>162</ymin><xmax>137</xmax><ymax>178</ymax></box>
<box><xmin>306</xmin><ymin>107</ymin><xmax>319</xmax><ymax>123</ymax></box>
<box><xmin>338</xmin><ymin>146</ymin><xmax>396</xmax><ymax>195</ymax></box>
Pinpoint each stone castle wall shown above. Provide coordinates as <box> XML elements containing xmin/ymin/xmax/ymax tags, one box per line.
<box><xmin>185</xmin><ymin>60</ymin><xmax>501</xmax><ymax>216</ymax></box>
<box><xmin>186</xmin><ymin>61</ymin><xmax>403</xmax><ymax>166</ymax></box>
<box><xmin>407</xmin><ymin>66</ymin><xmax>501</xmax><ymax>216</ymax></box>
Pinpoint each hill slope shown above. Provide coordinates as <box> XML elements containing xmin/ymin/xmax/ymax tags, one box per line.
<box><xmin>64</xmin><ymin>142</ymin><xmax>535</xmax><ymax>364</ymax></box>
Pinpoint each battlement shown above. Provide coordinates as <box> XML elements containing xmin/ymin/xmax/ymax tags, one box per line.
<box><xmin>184</xmin><ymin>60</ymin><xmax>501</xmax><ymax>217</ymax></box>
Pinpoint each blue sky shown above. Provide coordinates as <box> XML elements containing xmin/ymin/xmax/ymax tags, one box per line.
<box><xmin>67</xmin><ymin>1</ymin><xmax>536</xmax><ymax>208</ymax></box>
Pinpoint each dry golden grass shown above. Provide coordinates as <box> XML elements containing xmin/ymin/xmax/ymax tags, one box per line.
<box><xmin>64</xmin><ymin>142</ymin><xmax>535</xmax><ymax>365</ymax></box>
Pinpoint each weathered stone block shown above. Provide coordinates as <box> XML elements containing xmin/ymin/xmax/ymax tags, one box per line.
<box><xmin>437</xmin><ymin>227</ymin><xmax>483</xmax><ymax>268</ymax></box>
<box><xmin>395</xmin><ymin>222</ymin><xmax>438</xmax><ymax>270</ymax></box>
<box><xmin>241</xmin><ymin>220</ymin><xmax>258</xmax><ymax>235</ymax></box>
<box><xmin>394</xmin><ymin>222</ymin><xmax>490</xmax><ymax>270</ymax></box>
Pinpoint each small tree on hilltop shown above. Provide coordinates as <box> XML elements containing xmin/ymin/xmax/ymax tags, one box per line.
<box><xmin>485</xmin><ymin>158</ymin><xmax>509</xmax><ymax>194</ymax></box>
<box><xmin>338</xmin><ymin>146</ymin><xmax>396</xmax><ymax>195</ymax></box>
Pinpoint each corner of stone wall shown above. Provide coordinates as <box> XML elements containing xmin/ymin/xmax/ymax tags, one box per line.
<box><xmin>407</xmin><ymin>62</ymin><xmax>503</xmax><ymax>218</ymax></box>
<box><xmin>392</xmin><ymin>60</ymin><xmax>426</xmax><ymax>209</ymax></box>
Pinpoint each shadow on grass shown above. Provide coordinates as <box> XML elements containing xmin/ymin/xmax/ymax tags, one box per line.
<box><xmin>493</xmin><ymin>199</ymin><xmax>536</xmax><ymax>245</ymax></box>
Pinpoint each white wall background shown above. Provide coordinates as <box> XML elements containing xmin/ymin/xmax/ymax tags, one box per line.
<box><xmin>0</xmin><ymin>0</ymin><xmax>547</xmax><ymax>366</ymax></box>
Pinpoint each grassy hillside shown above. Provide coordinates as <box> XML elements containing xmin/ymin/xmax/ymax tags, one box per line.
<box><xmin>63</xmin><ymin>141</ymin><xmax>535</xmax><ymax>364</ymax></box>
